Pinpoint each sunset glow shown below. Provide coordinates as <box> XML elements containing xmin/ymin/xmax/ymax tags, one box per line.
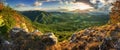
<box><xmin>6</xmin><ymin>0</ymin><xmax>112</xmax><ymax>12</ymax></box>
<box><xmin>69</xmin><ymin>2</ymin><xmax>93</xmax><ymax>10</ymax></box>
<box><xmin>77</xmin><ymin>3</ymin><xmax>93</xmax><ymax>10</ymax></box>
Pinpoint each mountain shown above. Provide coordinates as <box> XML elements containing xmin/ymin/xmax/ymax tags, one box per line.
<box><xmin>20</xmin><ymin>10</ymin><xmax>51</xmax><ymax>22</ymax></box>
<box><xmin>0</xmin><ymin>3</ymin><xmax>36</xmax><ymax>38</ymax></box>
<box><xmin>0</xmin><ymin>0</ymin><xmax>120</xmax><ymax>50</ymax></box>
<box><xmin>20</xmin><ymin>10</ymin><xmax>109</xmax><ymax>24</ymax></box>
<box><xmin>20</xmin><ymin>10</ymin><xmax>109</xmax><ymax>41</ymax></box>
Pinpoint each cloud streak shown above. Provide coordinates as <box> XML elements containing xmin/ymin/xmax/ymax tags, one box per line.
<box><xmin>6</xmin><ymin>0</ymin><xmax>116</xmax><ymax>11</ymax></box>
<box><xmin>33</xmin><ymin>0</ymin><xmax>116</xmax><ymax>12</ymax></box>
<box><xmin>15</xmin><ymin>3</ymin><xmax>27</xmax><ymax>7</ymax></box>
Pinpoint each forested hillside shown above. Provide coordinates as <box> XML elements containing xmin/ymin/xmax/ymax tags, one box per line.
<box><xmin>20</xmin><ymin>11</ymin><xmax>109</xmax><ymax>41</ymax></box>
<box><xmin>0</xmin><ymin>3</ymin><xmax>35</xmax><ymax>39</ymax></box>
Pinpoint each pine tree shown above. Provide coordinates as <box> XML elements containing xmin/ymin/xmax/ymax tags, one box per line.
<box><xmin>110</xmin><ymin>0</ymin><xmax>120</xmax><ymax>24</ymax></box>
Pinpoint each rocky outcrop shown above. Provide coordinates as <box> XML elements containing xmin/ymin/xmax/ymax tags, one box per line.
<box><xmin>0</xmin><ymin>27</ymin><xmax>58</xmax><ymax>50</ymax></box>
<box><xmin>110</xmin><ymin>0</ymin><xmax>120</xmax><ymax>24</ymax></box>
<box><xmin>60</xmin><ymin>23</ymin><xmax>120</xmax><ymax>50</ymax></box>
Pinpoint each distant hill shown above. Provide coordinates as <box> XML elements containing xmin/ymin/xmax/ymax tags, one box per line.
<box><xmin>20</xmin><ymin>10</ymin><xmax>109</xmax><ymax>25</ymax></box>
<box><xmin>20</xmin><ymin>10</ymin><xmax>109</xmax><ymax>41</ymax></box>
<box><xmin>20</xmin><ymin>11</ymin><xmax>51</xmax><ymax>22</ymax></box>
<box><xmin>20</xmin><ymin>10</ymin><xmax>109</xmax><ymax>24</ymax></box>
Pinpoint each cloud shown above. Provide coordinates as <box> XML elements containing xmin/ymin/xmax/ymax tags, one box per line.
<box><xmin>33</xmin><ymin>0</ymin><xmax>60</xmax><ymax>7</ymax></box>
<box><xmin>34</xmin><ymin>7</ymin><xmax>41</xmax><ymax>10</ymax></box>
<box><xmin>74</xmin><ymin>0</ymin><xmax>94</xmax><ymax>7</ymax></box>
<box><xmin>60</xmin><ymin>0</ymin><xmax>116</xmax><ymax>12</ymax></box>
<box><xmin>37</xmin><ymin>0</ymin><xmax>57</xmax><ymax>2</ymax></box>
<box><xmin>33</xmin><ymin>1</ymin><xmax>42</xmax><ymax>6</ymax></box>
<box><xmin>15</xmin><ymin>3</ymin><xmax>27</xmax><ymax>7</ymax></box>
<box><xmin>89</xmin><ymin>0</ymin><xmax>117</xmax><ymax>13</ymax></box>
<box><xmin>14</xmin><ymin>0</ymin><xmax>116</xmax><ymax>11</ymax></box>
<box><xmin>59</xmin><ymin>0</ymin><xmax>75</xmax><ymax>4</ymax></box>
<box><xmin>90</xmin><ymin>0</ymin><xmax>97</xmax><ymax>4</ymax></box>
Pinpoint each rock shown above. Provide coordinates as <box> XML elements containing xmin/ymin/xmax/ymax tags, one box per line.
<box><xmin>4</xmin><ymin>41</ymin><xmax>11</xmax><ymax>45</ymax></box>
<box><xmin>31</xmin><ymin>30</ymin><xmax>43</xmax><ymax>36</ymax></box>
<box><xmin>42</xmin><ymin>32</ymin><xmax>58</xmax><ymax>46</ymax></box>
<box><xmin>114</xmin><ymin>39</ymin><xmax>120</xmax><ymax>50</ymax></box>
<box><xmin>70</xmin><ymin>34</ymin><xmax>77</xmax><ymax>43</ymax></box>
<box><xmin>9</xmin><ymin>27</ymin><xmax>27</xmax><ymax>40</ymax></box>
<box><xmin>86</xmin><ymin>42</ymin><xmax>100</xmax><ymax>50</ymax></box>
<box><xmin>81</xmin><ymin>35</ymin><xmax>89</xmax><ymax>40</ymax></box>
<box><xmin>11</xmin><ymin>27</ymin><xmax>21</xmax><ymax>33</ymax></box>
<box><xmin>0</xmin><ymin>37</ymin><xmax>3</xmax><ymax>49</ymax></box>
<box><xmin>2</xmin><ymin>40</ymin><xmax>11</xmax><ymax>50</ymax></box>
<box><xmin>99</xmin><ymin>37</ymin><xmax>114</xmax><ymax>50</ymax></box>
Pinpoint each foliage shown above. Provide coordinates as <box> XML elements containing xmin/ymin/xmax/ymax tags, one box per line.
<box><xmin>0</xmin><ymin>6</ymin><xmax>15</xmax><ymax>38</ymax></box>
<box><xmin>0</xmin><ymin>5</ymin><xmax>34</xmax><ymax>39</ymax></box>
<box><xmin>21</xmin><ymin>11</ymin><xmax>109</xmax><ymax>41</ymax></box>
<box><xmin>110</xmin><ymin>0</ymin><xmax>120</xmax><ymax>24</ymax></box>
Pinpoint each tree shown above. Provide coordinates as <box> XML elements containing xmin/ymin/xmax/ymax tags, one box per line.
<box><xmin>110</xmin><ymin>0</ymin><xmax>120</xmax><ymax>24</ymax></box>
<box><xmin>0</xmin><ymin>3</ymin><xmax>4</xmax><ymax>10</ymax></box>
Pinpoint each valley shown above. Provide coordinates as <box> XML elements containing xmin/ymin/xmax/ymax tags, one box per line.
<box><xmin>20</xmin><ymin>11</ymin><xmax>109</xmax><ymax>41</ymax></box>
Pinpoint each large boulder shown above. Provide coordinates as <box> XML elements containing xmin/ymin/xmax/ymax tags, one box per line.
<box><xmin>41</xmin><ymin>32</ymin><xmax>58</xmax><ymax>46</ymax></box>
<box><xmin>9</xmin><ymin>27</ymin><xmax>28</xmax><ymax>40</ymax></box>
<box><xmin>1</xmin><ymin>40</ymin><xmax>11</xmax><ymax>50</ymax></box>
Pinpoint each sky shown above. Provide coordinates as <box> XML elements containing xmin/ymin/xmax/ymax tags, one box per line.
<box><xmin>1</xmin><ymin>0</ymin><xmax>116</xmax><ymax>12</ymax></box>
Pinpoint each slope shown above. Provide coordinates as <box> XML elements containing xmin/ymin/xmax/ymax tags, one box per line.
<box><xmin>59</xmin><ymin>1</ymin><xmax>120</xmax><ymax>50</ymax></box>
<box><xmin>0</xmin><ymin>3</ymin><xmax>35</xmax><ymax>38</ymax></box>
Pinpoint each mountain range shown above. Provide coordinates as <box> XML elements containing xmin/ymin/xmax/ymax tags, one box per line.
<box><xmin>1</xmin><ymin>1</ymin><xmax>120</xmax><ymax>50</ymax></box>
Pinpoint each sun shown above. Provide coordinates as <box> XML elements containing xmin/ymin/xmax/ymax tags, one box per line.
<box><xmin>75</xmin><ymin>2</ymin><xmax>93</xmax><ymax>10</ymax></box>
<box><xmin>78</xmin><ymin>4</ymin><xmax>92</xmax><ymax>10</ymax></box>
